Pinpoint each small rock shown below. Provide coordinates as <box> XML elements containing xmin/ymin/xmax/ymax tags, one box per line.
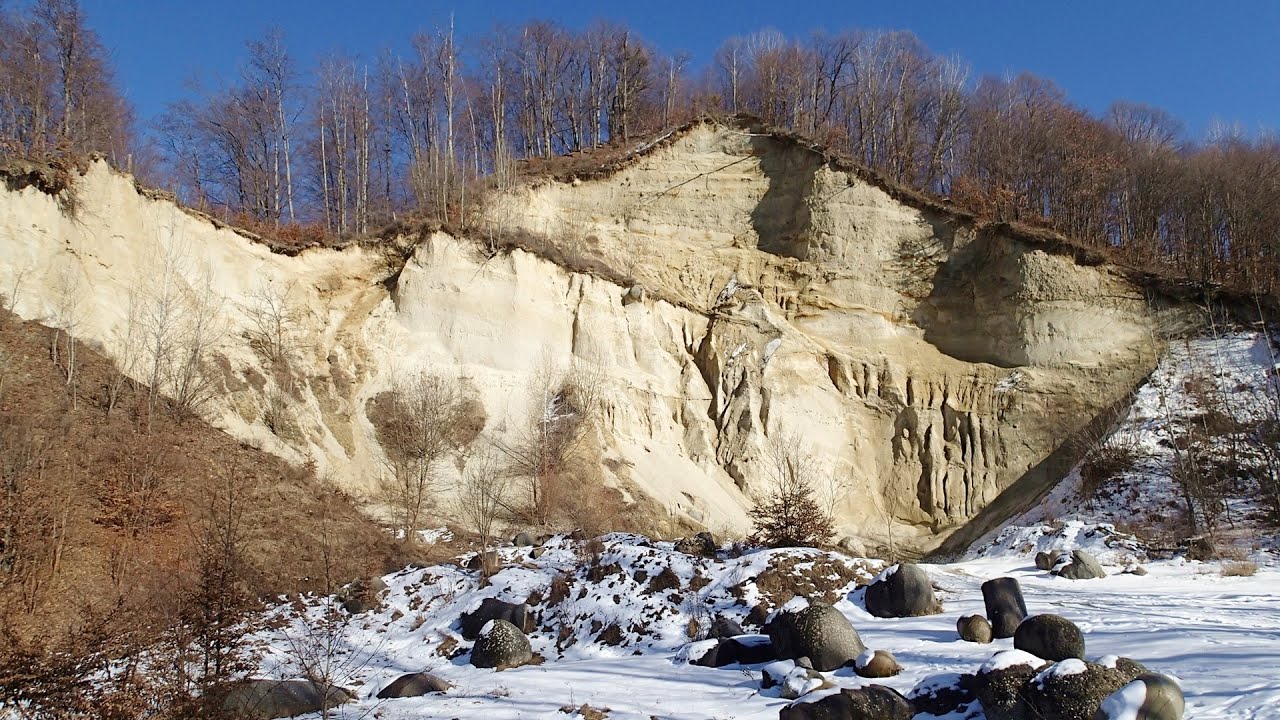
<box><xmin>1035</xmin><ymin>550</ymin><xmax>1061</xmax><ymax>571</ymax></box>
<box><xmin>1014</xmin><ymin>614</ymin><xmax>1086</xmax><ymax>662</ymax></box>
<box><xmin>376</xmin><ymin>672</ymin><xmax>452</xmax><ymax>698</ymax></box>
<box><xmin>621</xmin><ymin>284</ymin><xmax>645</xmax><ymax>306</ymax></box>
<box><xmin>958</xmin><ymin>614</ymin><xmax>994</xmax><ymax>644</ymax></box>
<box><xmin>339</xmin><ymin>576</ymin><xmax>388</xmax><ymax>615</ymax></box>
<box><xmin>708</xmin><ymin>615</ymin><xmax>745</xmax><ymax>639</ymax></box>
<box><xmin>982</xmin><ymin>577</ymin><xmax>1029</xmax><ymax>639</ymax></box>
<box><xmin>222</xmin><ymin>679</ymin><xmax>353</xmax><ymax>719</ymax></box>
<box><xmin>853</xmin><ymin>649</ymin><xmax>902</xmax><ymax>678</ymax></box>
<box><xmin>674</xmin><ymin>531</ymin><xmax>717</xmax><ymax>557</ymax></box>
<box><xmin>513</xmin><ymin>532</ymin><xmax>534</xmax><ymax>547</ymax></box>
<box><xmin>691</xmin><ymin>634</ymin><xmax>775</xmax><ymax>667</ymax></box>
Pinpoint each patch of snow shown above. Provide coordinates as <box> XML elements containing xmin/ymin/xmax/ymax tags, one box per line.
<box><xmin>1095</xmin><ymin>679</ymin><xmax>1148</xmax><ymax>720</ymax></box>
<box><xmin>1033</xmin><ymin>658</ymin><xmax>1088</xmax><ymax>687</ymax></box>
<box><xmin>980</xmin><ymin>649</ymin><xmax>1045</xmax><ymax>674</ymax></box>
<box><xmin>854</xmin><ymin>648</ymin><xmax>876</xmax><ymax>670</ymax></box>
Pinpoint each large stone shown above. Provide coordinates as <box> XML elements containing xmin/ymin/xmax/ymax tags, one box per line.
<box><xmin>908</xmin><ymin>672</ymin><xmax>978</xmax><ymax>717</ymax></box>
<box><xmin>958</xmin><ymin>614</ymin><xmax>994</xmax><ymax>644</ymax></box>
<box><xmin>1014</xmin><ymin>614</ymin><xmax>1086</xmax><ymax>662</ymax></box>
<box><xmin>765</xmin><ymin>603</ymin><xmax>866</xmax><ymax>672</ymax></box>
<box><xmin>708</xmin><ymin>615</ymin><xmax>745</xmax><ymax>639</ymax></box>
<box><xmin>1024</xmin><ymin>659</ymin><xmax>1145</xmax><ymax>720</ymax></box>
<box><xmin>376</xmin><ymin>672</ymin><xmax>453</xmax><ymax>698</ymax></box>
<box><xmin>470</xmin><ymin>619</ymin><xmax>533</xmax><ymax>669</ymax></box>
<box><xmin>460</xmin><ymin>597</ymin><xmax>532</xmax><ymax>640</ymax></box>
<box><xmin>1053</xmin><ymin>550</ymin><xmax>1107</xmax><ymax>580</ymax></box>
<box><xmin>779</xmin><ymin>685</ymin><xmax>914</xmax><ymax>720</ymax></box>
<box><xmin>512</xmin><ymin>531</ymin><xmax>535</xmax><ymax>547</ymax></box>
<box><xmin>974</xmin><ymin>650</ymin><xmax>1048</xmax><ymax>720</ymax></box>
<box><xmin>222</xmin><ymin>679</ymin><xmax>353</xmax><ymax>719</ymax></box>
<box><xmin>674</xmin><ymin>531</ymin><xmax>718</xmax><ymax>556</ymax></box>
<box><xmin>1035</xmin><ymin>550</ymin><xmax>1062</xmax><ymax>571</ymax></box>
<box><xmin>982</xmin><ymin>577</ymin><xmax>1029</xmax><ymax>639</ymax></box>
<box><xmin>1093</xmin><ymin>673</ymin><xmax>1184</xmax><ymax>720</ymax></box>
<box><xmin>862</xmin><ymin>563</ymin><xmax>941</xmax><ymax>618</ymax></box>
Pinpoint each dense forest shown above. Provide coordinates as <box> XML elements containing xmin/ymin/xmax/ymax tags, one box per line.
<box><xmin>3</xmin><ymin>0</ymin><xmax>1280</xmax><ymax>293</ymax></box>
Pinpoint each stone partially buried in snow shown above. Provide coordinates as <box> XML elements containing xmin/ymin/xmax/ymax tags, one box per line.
<box><xmin>708</xmin><ymin>615</ymin><xmax>745</xmax><ymax>639</ymax></box>
<box><xmin>862</xmin><ymin>563</ymin><xmax>941</xmax><ymax>618</ymax></box>
<box><xmin>339</xmin><ymin>576</ymin><xmax>388</xmax><ymax>615</ymax></box>
<box><xmin>1024</xmin><ymin>659</ymin><xmax>1146</xmax><ymax>720</ymax></box>
<box><xmin>1014</xmin><ymin>614</ymin><xmax>1086</xmax><ymax>662</ymax></box>
<box><xmin>1052</xmin><ymin>549</ymin><xmax>1107</xmax><ymax>580</ymax></box>
<box><xmin>958</xmin><ymin>614</ymin><xmax>994</xmax><ymax>644</ymax></box>
<box><xmin>690</xmin><ymin>634</ymin><xmax>775</xmax><ymax>667</ymax></box>
<box><xmin>376</xmin><ymin>672</ymin><xmax>453</xmax><ymax>698</ymax></box>
<box><xmin>982</xmin><ymin>577</ymin><xmax>1029</xmax><ymax>639</ymax></box>
<box><xmin>1093</xmin><ymin>673</ymin><xmax>1184</xmax><ymax>720</ymax></box>
<box><xmin>470</xmin><ymin>619</ymin><xmax>533</xmax><ymax>670</ymax></box>
<box><xmin>222</xmin><ymin>679</ymin><xmax>353</xmax><ymax>719</ymax></box>
<box><xmin>1035</xmin><ymin>550</ymin><xmax>1062</xmax><ymax>571</ymax></box>
<box><xmin>460</xmin><ymin>597</ymin><xmax>532</xmax><ymax>639</ymax></box>
<box><xmin>766</xmin><ymin>602</ymin><xmax>866</xmax><ymax>672</ymax></box>
<box><xmin>853</xmin><ymin>649</ymin><xmax>902</xmax><ymax>678</ymax></box>
<box><xmin>779</xmin><ymin>685</ymin><xmax>914</xmax><ymax>720</ymax></box>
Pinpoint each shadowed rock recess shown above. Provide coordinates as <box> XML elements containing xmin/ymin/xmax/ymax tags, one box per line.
<box><xmin>0</xmin><ymin>118</ymin><xmax>1201</xmax><ymax>554</ymax></box>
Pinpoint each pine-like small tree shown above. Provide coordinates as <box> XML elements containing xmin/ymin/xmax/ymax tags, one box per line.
<box><xmin>748</xmin><ymin>432</ymin><xmax>835</xmax><ymax>548</ymax></box>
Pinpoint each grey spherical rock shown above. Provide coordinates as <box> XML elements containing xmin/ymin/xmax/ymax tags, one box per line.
<box><xmin>1053</xmin><ymin>550</ymin><xmax>1107</xmax><ymax>580</ymax></box>
<box><xmin>376</xmin><ymin>672</ymin><xmax>453</xmax><ymax>698</ymax></box>
<box><xmin>1093</xmin><ymin>673</ymin><xmax>1184</xmax><ymax>720</ymax></box>
<box><xmin>853</xmin><ymin>649</ymin><xmax>902</xmax><ymax>678</ymax></box>
<box><xmin>958</xmin><ymin>614</ymin><xmax>994</xmax><ymax>644</ymax></box>
<box><xmin>982</xmin><ymin>577</ymin><xmax>1029</xmax><ymax>639</ymax></box>
<box><xmin>512</xmin><ymin>531</ymin><xmax>534</xmax><ymax>547</ymax></box>
<box><xmin>1014</xmin><ymin>614</ymin><xmax>1086</xmax><ymax>662</ymax></box>
<box><xmin>470</xmin><ymin>619</ymin><xmax>533</xmax><ymax>669</ymax></box>
<box><xmin>863</xmin><ymin>563</ymin><xmax>941</xmax><ymax>618</ymax></box>
<box><xmin>222</xmin><ymin>679</ymin><xmax>353</xmax><ymax>719</ymax></box>
<box><xmin>766</xmin><ymin>602</ymin><xmax>866</xmax><ymax>672</ymax></box>
<box><xmin>460</xmin><ymin>598</ymin><xmax>532</xmax><ymax>640</ymax></box>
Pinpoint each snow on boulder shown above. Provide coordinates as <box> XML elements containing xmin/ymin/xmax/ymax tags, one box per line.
<box><xmin>690</xmin><ymin>634</ymin><xmax>775</xmax><ymax>667</ymax></box>
<box><xmin>975</xmin><ymin>650</ymin><xmax>1049</xmax><ymax>720</ymax></box>
<box><xmin>1024</xmin><ymin>659</ymin><xmax>1147</xmax><ymax>720</ymax></box>
<box><xmin>909</xmin><ymin>672</ymin><xmax>979</xmax><ymax>718</ymax></box>
<box><xmin>470</xmin><ymin>619</ymin><xmax>533</xmax><ymax>669</ymax></box>
<box><xmin>460</xmin><ymin>597</ymin><xmax>532</xmax><ymax>639</ymax></box>
<box><xmin>1094</xmin><ymin>673</ymin><xmax>1184</xmax><ymax>720</ymax></box>
<box><xmin>1053</xmin><ymin>549</ymin><xmax>1108</xmax><ymax>580</ymax></box>
<box><xmin>779</xmin><ymin>685</ymin><xmax>914</xmax><ymax>720</ymax></box>
<box><xmin>971</xmin><ymin>521</ymin><xmax>1145</xmax><ymax>567</ymax></box>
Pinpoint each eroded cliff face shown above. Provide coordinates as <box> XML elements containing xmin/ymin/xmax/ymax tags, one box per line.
<box><xmin>0</xmin><ymin>121</ymin><xmax>1190</xmax><ymax>553</ymax></box>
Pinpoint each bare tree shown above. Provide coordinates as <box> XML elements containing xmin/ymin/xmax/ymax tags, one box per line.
<box><xmin>369</xmin><ymin>372</ymin><xmax>482</xmax><ymax>543</ymax></box>
<box><xmin>241</xmin><ymin>279</ymin><xmax>300</xmax><ymax>369</ymax></box>
<box><xmin>453</xmin><ymin>449</ymin><xmax>511</xmax><ymax>577</ymax></box>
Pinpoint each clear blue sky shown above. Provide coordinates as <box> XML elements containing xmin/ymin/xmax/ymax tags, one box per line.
<box><xmin>81</xmin><ymin>0</ymin><xmax>1279</xmax><ymax>141</ymax></box>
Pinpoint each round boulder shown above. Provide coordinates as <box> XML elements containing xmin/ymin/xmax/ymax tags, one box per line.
<box><xmin>708</xmin><ymin>615</ymin><xmax>745</xmax><ymax>639</ymax></box>
<box><xmin>222</xmin><ymin>679</ymin><xmax>353</xmax><ymax>719</ymax></box>
<box><xmin>1014</xmin><ymin>614</ymin><xmax>1086</xmax><ymax>662</ymax></box>
<box><xmin>691</xmin><ymin>634</ymin><xmax>775</xmax><ymax>667</ymax></box>
<box><xmin>1024</xmin><ymin>659</ymin><xmax>1145</xmax><ymax>720</ymax></box>
<box><xmin>339</xmin><ymin>576</ymin><xmax>388</xmax><ymax>615</ymax></box>
<box><xmin>863</xmin><ymin>563</ymin><xmax>941</xmax><ymax>618</ymax></box>
<box><xmin>460</xmin><ymin>597</ymin><xmax>532</xmax><ymax>640</ymax></box>
<box><xmin>1052</xmin><ymin>550</ymin><xmax>1107</xmax><ymax>580</ymax></box>
<box><xmin>982</xmin><ymin>577</ymin><xmax>1029</xmax><ymax>639</ymax></box>
<box><xmin>1094</xmin><ymin>673</ymin><xmax>1184</xmax><ymax>720</ymax></box>
<box><xmin>376</xmin><ymin>672</ymin><xmax>452</xmax><ymax>698</ymax></box>
<box><xmin>958</xmin><ymin>614</ymin><xmax>994</xmax><ymax>644</ymax></box>
<box><xmin>1035</xmin><ymin>550</ymin><xmax>1061</xmax><ymax>571</ymax></box>
<box><xmin>765</xmin><ymin>603</ymin><xmax>866</xmax><ymax>672</ymax></box>
<box><xmin>854</xmin><ymin>649</ymin><xmax>902</xmax><ymax>678</ymax></box>
<box><xmin>512</xmin><ymin>532</ymin><xmax>534</xmax><ymax>547</ymax></box>
<box><xmin>470</xmin><ymin>619</ymin><xmax>532</xmax><ymax>669</ymax></box>
<box><xmin>909</xmin><ymin>672</ymin><xmax>978</xmax><ymax>718</ymax></box>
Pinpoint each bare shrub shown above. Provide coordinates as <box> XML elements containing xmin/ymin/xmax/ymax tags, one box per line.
<box><xmin>748</xmin><ymin>430</ymin><xmax>835</xmax><ymax>549</ymax></box>
<box><xmin>368</xmin><ymin>372</ymin><xmax>484</xmax><ymax>544</ymax></box>
<box><xmin>1221</xmin><ymin>560</ymin><xmax>1258</xmax><ymax>577</ymax></box>
<box><xmin>453</xmin><ymin>448</ymin><xmax>511</xmax><ymax>577</ymax></box>
<box><xmin>242</xmin><ymin>280</ymin><xmax>301</xmax><ymax>368</ymax></box>
<box><xmin>1074</xmin><ymin>424</ymin><xmax>1145</xmax><ymax>501</ymax></box>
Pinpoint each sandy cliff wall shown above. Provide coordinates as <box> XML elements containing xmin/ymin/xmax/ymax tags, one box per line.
<box><xmin>0</xmin><ymin>122</ymin><xmax>1191</xmax><ymax>553</ymax></box>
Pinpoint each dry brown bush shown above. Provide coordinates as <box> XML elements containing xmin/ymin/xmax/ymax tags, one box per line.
<box><xmin>1221</xmin><ymin>560</ymin><xmax>1258</xmax><ymax>577</ymax></box>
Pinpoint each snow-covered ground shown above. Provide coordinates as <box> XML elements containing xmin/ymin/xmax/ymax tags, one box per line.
<box><xmin>244</xmin><ymin>531</ymin><xmax>1280</xmax><ymax>719</ymax></box>
<box><xmin>1010</xmin><ymin>331</ymin><xmax>1280</xmax><ymax>553</ymax></box>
